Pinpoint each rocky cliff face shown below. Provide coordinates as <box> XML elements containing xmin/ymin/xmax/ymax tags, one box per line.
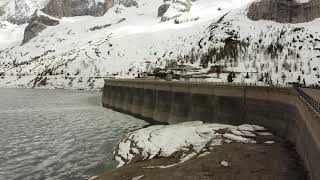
<box><xmin>117</xmin><ymin>0</ymin><xmax>138</xmax><ymax>7</ymax></box>
<box><xmin>20</xmin><ymin>0</ymin><xmax>114</xmax><ymax>44</ymax></box>
<box><xmin>0</xmin><ymin>0</ymin><xmax>114</xmax><ymax>25</ymax></box>
<box><xmin>0</xmin><ymin>0</ymin><xmax>47</xmax><ymax>25</ymax></box>
<box><xmin>22</xmin><ymin>11</ymin><xmax>60</xmax><ymax>44</ymax></box>
<box><xmin>42</xmin><ymin>0</ymin><xmax>114</xmax><ymax>18</ymax></box>
<box><xmin>157</xmin><ymin>0</ymin><xmax>192</xmax><ymax>22</ymax></box>
<box><xmin>247</xmin><ymin>0</ymin><xmax>320</xmax><ymax>23</ymax></box>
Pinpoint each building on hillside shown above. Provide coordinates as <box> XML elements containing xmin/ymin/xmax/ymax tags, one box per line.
<box><xmin>207</xmin><ymin>65</ymin><xmax>227</xmax><ymax>74</ymax></box>
<box><xmin>168</xmin><ymin>64</ymin><xmax>202</xmax><ymax>75</ymax></box>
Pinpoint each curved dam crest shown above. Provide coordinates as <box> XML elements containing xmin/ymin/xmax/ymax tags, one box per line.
<box><xmin>102</xmin><ymin>79</ymin><xmax>320</xmax><ymax>180</ymax></box>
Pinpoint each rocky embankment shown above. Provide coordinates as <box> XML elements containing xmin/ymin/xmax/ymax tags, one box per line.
<box><xmin>91</xmin><ymin>122</ymin><xmax>308</xmax><ymax>180</ymax></box>
<box><xmin>247</xmin><ymin>0</ymin><xmax>320</xmax><ymax>23</ymax></box>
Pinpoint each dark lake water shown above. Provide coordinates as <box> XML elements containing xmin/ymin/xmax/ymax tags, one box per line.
<box><xmin>0</xmin><ymin>88</ymin><xmax>148</xmax><ymax>180</ymax></box>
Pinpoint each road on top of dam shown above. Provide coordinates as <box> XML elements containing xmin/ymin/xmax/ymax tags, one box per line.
<box><xmin>302</xmin><ymin>88</ymin><xmax>320</xmax><ymax>102</ymax></box>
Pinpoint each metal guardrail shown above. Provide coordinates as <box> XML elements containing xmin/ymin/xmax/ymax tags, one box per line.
<box><xmin>295</xmin><ymin>87</ymin><xmax>320</xmax><ymax>113</ymax></box>
<box><xmin>201</xmin><ymin>81</ymin><xmax>293</xmax><ymax>88</ymax></box>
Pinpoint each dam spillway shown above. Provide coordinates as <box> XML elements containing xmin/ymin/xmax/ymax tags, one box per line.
<box><xmin>102</xmin><ymin>79</ymin><xmax>320</xmax><ymax>180</ymax></box>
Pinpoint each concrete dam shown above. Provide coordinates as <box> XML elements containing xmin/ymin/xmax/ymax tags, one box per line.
<box><xmin>102</xmin><ymin>79</ymin><xmax>320</xmax><ymax>180</ymax></box>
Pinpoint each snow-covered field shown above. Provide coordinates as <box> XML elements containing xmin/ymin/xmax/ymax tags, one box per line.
<box><xmin>0</xmin><ymin>0</ymin><xmax>319</xmax><ymax>89</ymax></box>
<box><xmin>114</xmin><ymin>121</ymin><xmax>274</xmax><ymax>168</ymax></box>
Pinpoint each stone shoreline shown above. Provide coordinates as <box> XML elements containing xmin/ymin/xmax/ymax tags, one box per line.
<box><xmin>91</xmin><ymin>122</ymin><xmax>309</xmax><ymax>180</ymax></box>
<box><xmin>94</xmin><ymin>140</ymin><xmax>308</xmax><ymax>180</ymax></box>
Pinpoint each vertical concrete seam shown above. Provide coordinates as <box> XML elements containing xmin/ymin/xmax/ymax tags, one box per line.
<box><xmin>243</xmin><ymin>86</ymin><xmax>247</xmax><ymax>123</ymax></box>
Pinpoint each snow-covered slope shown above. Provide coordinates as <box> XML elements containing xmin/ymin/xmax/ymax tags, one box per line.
<box><xmin>196</xmin><ymin>9</ymin><xmax>320</xmax><ymax>85</ymax></box>
<box><xmin>0</xmin><ymin>0</ymin><xmax>319</xmax><ymax>89</ymax></box>
<box><xmin>0</xmin><ymin>0</ymin><xmax>253</xmax><ymax>89</ymax></box>
<box><xmin>0</xmin><ymin>22</ymin><xmax>26</xmax><ymax>49</ymax></box>
<box><xmin>0</xmin><ymin>0</ymin><xmax>49</xmax><ymax>24</ymax></box>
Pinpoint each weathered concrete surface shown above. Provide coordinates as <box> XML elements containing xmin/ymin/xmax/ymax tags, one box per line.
<box><xmin>102</xmin><ymin>79</ymin><xmax>320</xmax><ymax>180</ymax></box>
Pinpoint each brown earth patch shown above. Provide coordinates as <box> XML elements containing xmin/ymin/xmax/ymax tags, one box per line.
<box><xmin>94</xmin><ymin>139</ymin><xmax>308</xmax><ymax>180</ymax></box>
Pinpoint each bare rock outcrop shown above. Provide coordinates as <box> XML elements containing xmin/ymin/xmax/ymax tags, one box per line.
<box><xmin>158</xmin><ymin>3</ymin><xmax>170</xmax><ymax>17</ymax></box>
<box><xmin>42</xmin><ymin>0</ymin><xmax>114</xmax><ymax>18</ymax></box>
<box><xmin>0</xmin><ymin>0</ymin><xmax>114</xmax><ymax>25</ymax></box>
<box><xmin>117</xmin><ymin>0</ymin><xmax>138</xmax><ymax>7</ymax></box>
<box><xmin>22</xmin><ymin>11</ymin><xmax>60</xmax><ymax>44</ymax></box>
<box><xmin>21</xmin><ymin>0</ymin><xmax>115</xmax><ymax>44</ymax></box>
<box><xmin>247</xmin><ymin>0</ymin><xmax>320</xmax><ymax>23</ymax></box>
<box><xmin>158</xmin><ymin>0</ymin><xmax>192</xmax><ymax>22</ymax></box>
<box><xmin>0</xmin><ymin>0</ymin><xmax>39</xmax><ymax>25</ymax></box>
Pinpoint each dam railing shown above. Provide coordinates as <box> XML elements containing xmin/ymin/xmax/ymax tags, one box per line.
<box><xmin>295</xmin><ymin>87</ymin><xmax>320</xmax><ymax>113</ymax></box>
<box><xmin>105</xmin><ymin>79</ymin><xmax>293</xmax><ymax>88</ymax></box>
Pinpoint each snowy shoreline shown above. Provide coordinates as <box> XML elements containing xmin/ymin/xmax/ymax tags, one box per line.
<box><xmin>92</xmin><ymin>120</ymin><xmax>309</xmax><ymax>180</ymax></box>
<box><xmin>113</xmin><ymin>121</ymin><xmax>275</xmax><ymax>168</ymax></box>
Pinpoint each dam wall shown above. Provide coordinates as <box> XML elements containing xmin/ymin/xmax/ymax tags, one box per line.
<box><xmin>102</xmin><ymin>79</ymin><xmax>320</xmax><ymax>180</ymax></box>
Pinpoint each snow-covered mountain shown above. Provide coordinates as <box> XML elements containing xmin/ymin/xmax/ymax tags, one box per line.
<box><xmin>0</xmin><ymin>0</ymin><xmax>319</xmax><ymax>89</ymax></box>
<box><xmin>0</xmin><ymin>0</ymin><xmax>114</xmax><ymax>24</ymax></box>
<box><xmin>198</xmin><ymin>9</ymin><xmax>320</xmax><ymax>85</ymax></box>
<box><xmin>0</xmin><ymin>0</ymin><xmax>49</xmax><ymax>24</ymax></box>
<box><xmin>248</xmin><ymin>0</ymin><xmax>320</xmax><ymax>23</ymax></box>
